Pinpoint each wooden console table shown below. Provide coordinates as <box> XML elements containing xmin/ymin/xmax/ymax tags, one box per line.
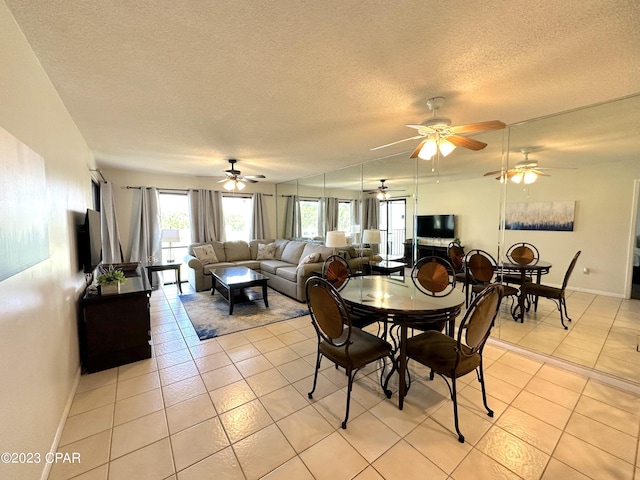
<box><xmin>81</xmin><ymin>267</ymin><xmax>152</xmax><ymax>373</ymax></box>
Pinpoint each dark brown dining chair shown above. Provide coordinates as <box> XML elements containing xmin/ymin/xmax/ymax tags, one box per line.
<box><xmin>465</xmin><ymin>249</ymin><xmax>519</xmax><ymax>310</ymax></box>
<box><xmin>502</xmin><ymin>242</ymin><xmax>539</xmax><ymax>285</ymax></box>
<box><xmin>448</xmin><ymin>241</ymin><xmax>473</xmax><ymax>295</ymax></box>
<box><xmin>405</xmin><ymin>283</ymin><xmax>505</xmax><ymax>443</ymax></box>
<box><xmin>305</xmin><ymin>277</ymin><xmax>395</xmax><ymax>429</ymax></box>
<box><xmin>322</xmin><ymin>254</ymin><xmax>352</xmax><ymax>290</ymax></box>
<box><xmin>412</xmin><ymin>255</ymin><xmax>457</xmax><ymax>297</ymax></box>
<box><xmin>521</xmin><ymin>251</ymin><xmax>581</xmax><ymax>329</ymax></box>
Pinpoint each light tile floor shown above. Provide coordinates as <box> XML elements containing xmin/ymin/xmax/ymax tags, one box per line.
<box><xmin>49</xmin><ymin>283</ymin><xmax>640</xmax><ymax>480</ymax></box>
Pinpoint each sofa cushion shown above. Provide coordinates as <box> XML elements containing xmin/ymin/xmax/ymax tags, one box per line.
<box><xmin>301</xmin><ymin>243</ymin><xmax>334</xmax><ymax>262</ymax></box>
<box><xmin>339</xmin><ymin>246</ymin><xmax>358</xmax><ymax>259</ymax></box>
<box><xmin>192</xmin><ymin>244</ymin><xmax>219</xmax><ymax>265</ymax></box>
<box><xmin>234</xmin><ymin>260</ymin><xmax>261</xmax><ymax>270</ymax></box>
<box><xmin>277</xmin><ymin>266</ymin><xmax>299</xmax><ymax>282</ymax></box>
<box><xmin>203</xmin><ymin>262</ymin><xmax>237</xmax><ymax>275</ymax></box>
<box><xmin>256</xmin><ymin>242</ymin><xmax>277</xmax><ymax>260</ymax></box>
<box><xmin>274</xmin><ymin>239</ymin><xmax>290</xmax><ymax>260</ymax></box>
<box><xmin>260</xmin><ymin>259</ymin><xmax>292</xmax><ymax>274</ymax></box>
<box><xmin>250</xmin><ymin>239</ymin><xmax>274</xmax><ymax>259</ymax></box>
<box><xmin>281</xmin><ymin>241</ymin><xmax>307</xmax><ymax>264</ymax></box>
<box><xmin>225</xmin><ymin>240</ymin><xmax>251</xmax><ymax>261</ymax></box>
<box><xmin>298</xmin><ymin>252</ymin><xmax>321</xmax><ymax>266</ymax></box>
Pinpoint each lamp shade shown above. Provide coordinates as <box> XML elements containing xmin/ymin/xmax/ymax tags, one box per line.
<box><xmin>362</xmin><ymin>229</ymin><xmax>381</xmax><ymax>245</ymax></box>
<box><xmin>325</xmin><ymin>230</ymin><xmax>347</xmax><ymax>248</ymax></box>
<box><xmin>161</xmin><ymin>229</ymin><xmax>180</xmax><ymax>243</ymax></box>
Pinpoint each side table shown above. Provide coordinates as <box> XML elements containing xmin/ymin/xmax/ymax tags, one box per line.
<box><xmin>369</xmin><ymin>260</ymin><xmax>407</xmax><ymax>276</ymax></box>
<box><xmin>146</xmin><ymin>263</ymin><xmax>182</xmax><ymax>293</ymax></box>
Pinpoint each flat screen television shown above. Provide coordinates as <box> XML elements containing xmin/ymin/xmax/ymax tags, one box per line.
<box><xmin>78</xmin><ymin>208</ymin><xmax>102</xmax><ymax>273</ymax></box>
<box><xmin>416</xmin><ymin>214</ymin><xmax>455</xmax><ymax>238</ymax></box>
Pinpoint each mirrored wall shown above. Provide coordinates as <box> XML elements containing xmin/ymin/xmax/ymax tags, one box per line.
<box><xmin>276</xmin><ymin>93</ymin><xmax>640</xmax><ymax>385</ymax></box>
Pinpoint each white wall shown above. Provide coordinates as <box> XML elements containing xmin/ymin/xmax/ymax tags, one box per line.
<box><xmin>0</xmin><ymin>3</ymin><xmax>95</xmax><ymax>479</ymax></box>
<box><xmin>417</xmin><ymin>160</ymin><xmax>640</xmax><ymax>296</ymax></box>
<box><xmin>101</xmin><ymin>168</ymin><xmax>278</xmax><ymax>260</ymax></box>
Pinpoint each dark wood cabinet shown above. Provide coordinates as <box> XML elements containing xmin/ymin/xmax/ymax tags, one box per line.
<box><xmin>81</xmin><ymin>269</ymin><xmax>152</xmax><ymax>373</ymax></box>
<box><xmin>403</xmin><ymin>240</ymin><xmax>450</xmax><ymax>267</ymax></box>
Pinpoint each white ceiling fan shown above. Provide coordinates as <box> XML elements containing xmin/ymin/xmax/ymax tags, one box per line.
<box><xmin>218</xmin><ymin>159</ymin><xmax>266</xmax><ymax>191</ymax></box>
<box><xmin>484</xmin><ymin>149</ymin><xmax>568</xmax><ymax>184</ymax></box>
<box><xmin>372</xmin><ymin>96</ymin><xmax>506</xmax><ymax>160</ymax></box>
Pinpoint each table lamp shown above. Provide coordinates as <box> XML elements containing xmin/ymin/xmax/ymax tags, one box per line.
<box><xmin>362</xmin><ymin>229</ymin><xmax>381</xmax><ymax>259</ymax></box>
<box><xmin>161</xmin><ymin>229</ymin><xmax>180</xmax><ymax>263</ymax></box>
<box><xmin>325</xmin><ymin>230</ymin><xmax>347</xmax><ymax>255</ymax></box>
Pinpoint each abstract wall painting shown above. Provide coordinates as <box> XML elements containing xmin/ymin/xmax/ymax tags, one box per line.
<box><xmin>505</xmin><ymin>201</ymin><xmax>575</xmax><ymax>231</ymax></box>
<box><xmin>0</xmin><ymin>126</ymin><xmax>49</xmax><ymax>282</ymax></box>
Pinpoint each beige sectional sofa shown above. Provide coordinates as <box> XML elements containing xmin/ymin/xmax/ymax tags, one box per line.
<box><xmin>184</xmin><ymin>238</ymin><xmax>379</xmax><ymax>301</ymax></box>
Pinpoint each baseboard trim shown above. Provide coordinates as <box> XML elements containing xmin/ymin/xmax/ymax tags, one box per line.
<box><xmin>40</xmin><ymin>366</ymin><xmax>81</xmax><ymax>480</ymax></box>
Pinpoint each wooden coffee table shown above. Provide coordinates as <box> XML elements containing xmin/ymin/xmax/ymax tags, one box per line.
<box><xmin>208</xmin><ymin>266</ymin><xmax>269</xmax><ymax>315</ymax></box>
<box><xmin>369</xmin><ymin>260</ymin><xmax>407</xmax><ymax>276</ymax></box>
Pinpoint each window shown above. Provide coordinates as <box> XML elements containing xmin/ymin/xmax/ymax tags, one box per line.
<box><xmin>222</xmin><ymin>195</ymin><xmax>252</xmax><ymax>241</ymax></box>
<box><xmin>337</xmin><ymin>201</ymin><xmax>353</xmax><ymax>232</ymax></box>
<box><xmin>300</xmin><ymin>200</ymin><xmax>320</xmax><ymax>238</ymax></box>
<box><xmin>159</xmin><ymin>193</ymin><xmax>190</xmax><ymax>263</ymax></box>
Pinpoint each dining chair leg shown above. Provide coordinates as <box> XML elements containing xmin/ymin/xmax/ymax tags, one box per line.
<box><xmin>343</xmin><ymin>368</ymin><xmax>357</xmax><ymax>429</ymax></box>
<box><xmin>308</xmin><ymin>351</ymin><xmax>322</xmax><ymax>399</ymax></box>
<box><xmin>477</xmin><ymin>359</ymin><xmax>494</xmax><ymax>418</ymax></box>
<box><xmin>558</xmin><ymin>298</ymin><xmax>571</xmax><ymax>329</ymax></box>
<box><xmin>450</xmin><ymin>376</ymin><xmax>464</xmax><ymax>443</ymax></box>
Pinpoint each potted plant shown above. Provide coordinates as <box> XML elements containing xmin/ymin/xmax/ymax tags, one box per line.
<box><xmin>96</xmin><ymin>266</ymin><xmax>126</xmax><ymax>295</ymax></box>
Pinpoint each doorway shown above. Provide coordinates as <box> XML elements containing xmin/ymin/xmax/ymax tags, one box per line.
<box><xmin>632</xmin><ymin>179</ymin><xmax>640</xmax><ymax>299</ymax></box>
<box><xmin>379</xmin><ymin>199</ymin><xmax>406</xmax><ymax>258</ymax></box>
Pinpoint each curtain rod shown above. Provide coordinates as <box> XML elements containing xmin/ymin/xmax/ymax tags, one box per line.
<box><xmin>125</xmin><ymin>186</ymin><xmax>272</xmax><ymax>196</ymax></box>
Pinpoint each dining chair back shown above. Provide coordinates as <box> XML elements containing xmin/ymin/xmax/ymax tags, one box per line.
<box><xmin>465</xmin><ymin>249</ymin><xmax>519</xmax><ymax>312</ymax></box>
<box><xmin>405</xmin><ymin>283</ymin><xmax>505</xmax><ymax>442</ymax></box>
<box><xmin>322</xmin><ymin>254</ymin><xmax>351</xmax><ymax>291</ymax></box>
<box><xmin>305</xmin><ymin>276</ymin><xmax>395</xmax><ymax>429</ymax></box>
<box><xmin>522</xmin><ymin>250</ymin><xmax>581</xmax><ymax>329</ymax></box>
<box><xmin>507</xmin><ymin>242</ymin><xmax>540</xmax><ymax>265</ymax></box>
<box><xmin>412</xmin><ymin>256</ymin><xmax>456</xmax><ymax>296</ymax></box>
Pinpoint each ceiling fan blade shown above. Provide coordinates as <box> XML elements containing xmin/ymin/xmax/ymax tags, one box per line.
<box><xmin>242</xmin><ymin>178</ymin><xmax>259</xmax><ymax>184</ymax></box>
<box><xmin>371</xmin><ymin>135</ymin><xmax>424</xmax><ymax>151</ymax></box>
<box><xmin>409</xmin><ymin>139</ymin><xmax>427</xmax><ymax>159</ymax></box>
<box><xmin>484</xmin><ymin>169</ymin><xmax>504</xmax><ymax>176</ymax></box>
<box><xmin>244</xmin><ymin>174</ymin><xmax>266</xmax><ymax>179</ymax></box>
<box><xmin>535</xmin><ymin>171</ymin><xmax>551</xmax><ymax>177</ymax></box>
<box><xmin>450</xmin><ymin>120</ymin><xmax>506</xmax><ymax>134</ymax></box>
<box><xmin>446</xmin><ymin>134</ymin><xmax>487</xmax><ymax>151</ymax></box>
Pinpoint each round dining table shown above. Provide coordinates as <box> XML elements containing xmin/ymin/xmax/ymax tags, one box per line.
<box><xmin>339</xmin><ymin>275</ymin><xmax>465</xmax><ymax>409</ymax></box>
<box><xmin>501</xmin><ymin>260</ymin><xmax>552</xmax><ymax>321</ymax></box>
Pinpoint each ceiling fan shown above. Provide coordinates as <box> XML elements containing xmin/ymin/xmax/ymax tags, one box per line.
<box><xmin>363</xmin><ymin>179</ymin><xmax>403</xmax><ymax>200</ymax></box>
<box><xmin>218</xmin><ymin>159</ymin><xmax>265</xmax><ymax>191</ymax></box>
<box><xmin>484</xmin><ymin>149</ymin><xmax>554</xmax><ymax>184</ymax></box>
<box><xmin>371</xmin><ymin>96</ymin><xmax>506</xmax><ymax>160</ymax></box>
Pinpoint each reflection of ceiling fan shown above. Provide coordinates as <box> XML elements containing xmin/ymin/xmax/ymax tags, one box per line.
<box><xmin>484</xmin><ymin>149</ymin><xmax>557</xmax><ymax>184</ymax></box>
<box><xmin>371</xmin><ymin>96</ymin><xmax>506</xmax><ymax>160</ymax></box>
<box><xmin>218</xmin><ymin>159</ymin><xmax>266</xmax><ymax>191</ymax></box>
<box><xmin>363</xmin><ymin>179</ymin><xmax>403</xmax><ymax>200</ymax></box>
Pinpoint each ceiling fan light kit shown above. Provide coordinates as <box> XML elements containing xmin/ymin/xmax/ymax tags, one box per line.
<box><xmin>218</xmin><ymin>158</ymin><xmax>265</xmax><ymax>191</ymax></box>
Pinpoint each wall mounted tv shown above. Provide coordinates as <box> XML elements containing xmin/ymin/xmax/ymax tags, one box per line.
<box><xmin>78</xmin><ymin>208</ymin><xmax>102</xmax><ymax>273</ymax></box>
<box><xmin>416</xmin><ymin>214</ymin><xmax>456</xmax><ymax>239</ymax></box>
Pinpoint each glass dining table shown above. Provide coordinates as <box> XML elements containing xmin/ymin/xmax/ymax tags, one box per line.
<box><xmin>339</xmin><ymin>275</ymin><xmax>465</xmax><ymax>409</ymax></box>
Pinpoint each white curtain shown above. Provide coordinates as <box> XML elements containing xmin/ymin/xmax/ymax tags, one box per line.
<box><xmin>284</xmin><ymin>195</ymin><xmax>301</xmax><ymax>239</ymax></box>
<box><xmin>362</xmin><ymin>197</ymin><xmax>380</xmax><ymax>229</ymax></box>
<box><xmin>100</xmin><ymin>181</ymin><xmax>123</xmax><ymax>263</ymax></box>
<box><xmin>251</xmin><ymin>193</ymin><xmax>271</xmax><ymax>240</ymax></box>
<box><xmin>324</xmin><ymin>197</ymin><xmax>339</xmax><ymax>232</ymax></box>
<box><xmin>188</xmin><ymin>189</ymin><xmax>225</xmax><ymax>243</ymax></box>
<box><xmin>129</xmin><ymin>187</ymin><xmax>161</xmax><ymax>269</ymax></box>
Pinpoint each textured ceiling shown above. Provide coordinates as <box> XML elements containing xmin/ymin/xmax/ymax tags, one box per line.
<box><xmin>5</xmin><ymin>0</ymin><xmax>640</xmax><ymax>183</ymax></box>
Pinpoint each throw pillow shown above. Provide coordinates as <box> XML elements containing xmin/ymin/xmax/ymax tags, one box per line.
<box><xmin>192</xmin><ymin>244</ymin><xmax>218</xmax><ymax>265</ymax></box>
<box><xmin>256</xmin><ymin>242</ymin><xmax>276</xmax><ymax>260</ymax></box>
<box><xmin>298</xmin><ymin>252</ymin><xmax>320</xmax><ymax>266</ymax></box>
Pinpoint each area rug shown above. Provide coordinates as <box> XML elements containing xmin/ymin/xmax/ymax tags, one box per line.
<box><xmin>180</xmin><ymin>287</ymin><xmax>309</xmax><ymax>340</ymax></box>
